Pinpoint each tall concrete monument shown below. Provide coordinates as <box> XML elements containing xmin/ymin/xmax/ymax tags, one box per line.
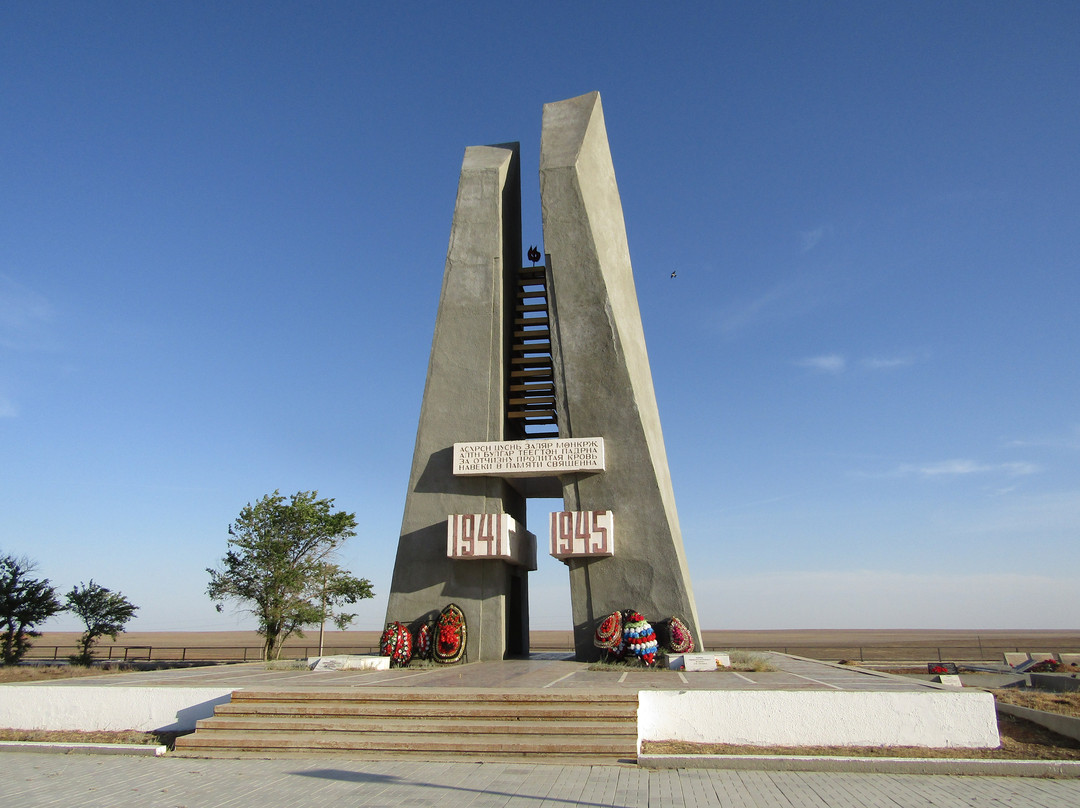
<box><xmin>386</xmin><ymin>92</ymin><xmax>702</xmax><ymax>661</ymax></box>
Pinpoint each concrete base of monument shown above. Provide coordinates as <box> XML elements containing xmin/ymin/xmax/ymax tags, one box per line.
<box><xmin>1</xmin><ymin>652</ymin><xmax>1001</xmax><ymax>758</ymax></box>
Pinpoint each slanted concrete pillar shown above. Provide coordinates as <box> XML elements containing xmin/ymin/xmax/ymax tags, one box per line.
<box><xmin>384</xmin><ymin>144</ymin><xmax>530</xmax><ymax>662</ymax></box>
<box><xmin>540</xmin><ymin>92</ymin><xmax>703</xmax><ymax>659</ymax></box>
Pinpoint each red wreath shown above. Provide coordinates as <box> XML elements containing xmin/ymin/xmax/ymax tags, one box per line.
<box><xmin>380</xmin><ymin>621</ymin><xmax>413</xmax><ymax>667</ymax></box>
<box><xmin>594</xmin><ymin>611</ymin><xmax>624</xmax><ymax>652</ymax></box>
<box><xmin>433</xmin><ymin>603</ymin><xmax>467</xmax><ymax>664</ymax></box>
<box><xmin>664</xmin><ymin>616</ymin><xmax>695</xmax><ymax>654</ymax></box>
<box><xmin>413</xmin><ymin>621</ymin><xmax>433</xmax><ymax>660</ymax></box>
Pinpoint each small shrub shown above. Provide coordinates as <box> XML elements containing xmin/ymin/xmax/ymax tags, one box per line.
<box><xmin>728</xmin><ymin>650</ymin><xmax>777</xmax><ymax>672</ymax></box>
<box><xmin>264</xmin><ymin>659</ymin><xmax>309</xmax><ymax>670</ymax></box>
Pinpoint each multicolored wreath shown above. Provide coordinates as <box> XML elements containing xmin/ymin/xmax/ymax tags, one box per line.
<box><xmin>433</xmin><ymin>603</ymin><xmax>467</xmax><ymax>664</ymax></box>
<box><xmin>620</xmin><ymin>610</ymin><xmax>658</xmax><ymax>666</ymax></box>
<box><xmin>663</xmin><ymin>616</ymin><xmax>695</xmax><ymax>654</ymax></box>
<box><xmin>380</xmin><ymin>621</ymin><xmax>413</xmax><ymax>667</ymax></box>
<box><xmin>594</xmin><ymin>610</ymin><xmax>623</xmax><ymax>652</ymax></box>
<box><xmin>413</xmin><ymin>621</ymin><xmax>433</xmax><ymax>660</ymax></box>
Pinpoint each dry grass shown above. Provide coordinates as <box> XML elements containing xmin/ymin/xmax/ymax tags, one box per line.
<box><xmin>263</xmin><ymin>659</ymin><xmax>309</xmax><ymax>670</ymax></box>
<box><xmin>0</xmin><ymin>664</ymin><xmax>137</xmax><ymax>684</ymax></box>
<box><xmin>587</xmin><ymin>659</ymin><xmax>676</xmax><ymax>672</ymax></box>
<box><xmin>0</xmin><ymin>728</ymin><xmax>187</xmax><ymax>748</ymax></box>
<box><xmin>993</xmin><ymin>689</ymin><xmax>1080</xmax><ymax>718</ymax></box>
<box><xmin>643</xmin><ymin>714</ymin><xmax>1080</xmax><ymax>760</ymax></box>
<box><xmin>727</xmin><ymin>650</ymin><xmax>777</xmax><ymax>672</ymax></box>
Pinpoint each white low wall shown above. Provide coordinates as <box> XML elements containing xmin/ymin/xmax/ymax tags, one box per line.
<box><xmin>0</xmin><ymin>686</ymin><xmax>235</xmax><ymax>732</ymax></box>
<box><xmin>638</xmin><ymin>690</ymin><xmax>1000</xmax><ymax>752</ymax></box>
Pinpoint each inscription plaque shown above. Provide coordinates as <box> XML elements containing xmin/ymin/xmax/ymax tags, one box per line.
<box><xmin>453</xmin><ymin>437</ymin><xmax>605</xmax><ymax>477</ymax></box>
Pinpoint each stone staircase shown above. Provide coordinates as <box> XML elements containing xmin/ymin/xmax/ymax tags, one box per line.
<box><xmin>173</xmin><ymin>688</ymin><xmax>638</xmax><ymax>760</ymax></box>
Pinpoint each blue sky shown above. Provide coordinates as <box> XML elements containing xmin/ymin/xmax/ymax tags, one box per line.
<box><xmin>2</xmin><ymin>3</ymin><xmax>1077</xmax><ymax>633</ymax></box>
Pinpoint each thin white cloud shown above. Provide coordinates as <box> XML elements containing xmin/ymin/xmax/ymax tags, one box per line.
<box><xmin>799</xmin><ymin>226</ymin><xmax>828</xmax><ymax>253</ymax></box>
<box><xmin>0</xmin><ymin>395</ymin><xmax>16</xmax><ymax>418</ymax></box>
<box><xmin>715</xmin><ymin>274</ymin><xmax>830</xmax><ymax>336</ymax></box>
<box><xmin>795</xmin><ymin>353</ymin><xmax>921</xmax><ymax>376</ymax></box>
<box><xmin>716</xmin><ymin>281</ymin><xmax>800</xmax><ymax>334</ymax></box>
<box><xmin>796</xmin><ymin>354</ymin><xmax>846</xmax><ymax>374</ymax></box>
<box><xmin>897</xmin><ymin>459</ymin><xmax>1040</xmax><ymax>478</ymax></box>
<box><xmin>860</xmin><ymin>355</ymin><xmax>916</xmax><ymax>370</ymax></box>
<box><xmin>1006</xmin><ymin>424</ymin><xmax>1080</xmax><ymax>451</ymax></box>
<box><xmin>0</xmin><ymin>274</ymin><xmax>56</xmax><ymax>350</ymax></box>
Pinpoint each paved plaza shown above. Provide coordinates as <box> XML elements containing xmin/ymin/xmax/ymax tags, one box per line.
<box><xmin>5</xmin><ymin>654</ymin><xmax>1076</xmax><ymax>805</ymax></box>
<box><xmin>10</xmin><ymin>652</ymin><xmax>950</xmax><ymax>693</ymax></box>
<box><xmin>2</xmin><ymin>752</ymin><xmax>1079</xmax><ymax>807</ymax></box>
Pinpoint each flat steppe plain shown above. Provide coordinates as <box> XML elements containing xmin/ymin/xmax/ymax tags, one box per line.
<box><xmin>27</xmin><ymin>628</ymin><xmax>1080</xmax><ymax>662</ymax></box>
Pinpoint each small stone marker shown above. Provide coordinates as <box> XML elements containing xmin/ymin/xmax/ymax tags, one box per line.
<box><xmin>1059</xmin><ymin>653</ymin><xmax>1080</xmax><ymax>667</ymax></box>
<box><xmin>936</xmin><ymin>674</ymin><xmax>963</xmax><ymax>687</ymax></box>
<box><xmin>309</xmin><ymin>655</ymin><xmax>390</xmax><ymax>671</ymax></box>
<box><xmin>1004</xmin><ymin>652</ymin><xmax>1030</xmax><ymax>668</ymax></box>
<box><xmin>676</xmin><ymin>653</ymin><xmax>732</xmax><ymax>671</ymax></box>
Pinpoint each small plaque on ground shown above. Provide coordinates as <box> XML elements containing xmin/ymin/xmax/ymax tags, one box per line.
<box><xmin>677</xmin><ymin>653</ymin><xmax>732</xmax><ymax>671</ymax></box>
<box><xmin>309</xmin><ymin>655</ymin><xmax>390</xmax><ymax>671</ymax></box>
<box><xmin>936</xmin><ymin>674</ymin><xmax>963</xmax><ymax>687</ymax></box>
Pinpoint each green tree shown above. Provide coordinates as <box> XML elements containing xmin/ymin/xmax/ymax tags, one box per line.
<box><xmin>65</xmin><ymin>581</ymin><xmax>139</xmax><ymax>665</ymax></box>
<box><xmin>206</xmin><ymin>490</ymin><xmax>374</xmax><ymax>660</ymax></box>
<box><xmin>0</xmin><ymin>554</ymin><xmax>65</xmax><ymax>665</ymax></box>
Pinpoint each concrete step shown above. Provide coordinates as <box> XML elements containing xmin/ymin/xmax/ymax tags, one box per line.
<box><xmin>191</xmin><ymin>716</ymin><xmax>636</xmax><ymax>737</ymax></box>
<box><xmin>175</xmin><ymin>730</ymin><xmax>634</xmax><ymax>755</ymax></box>
<box><xmin>175</xmin><ymin>689</ymin><xmax>639</xmax><ymax>759</ymax></box>
<box><xmin>213</xmin><ymin>702</ymin><xmax>635</xmax><ymax>720</ymax></box>
<box><xmin>228</xmin><ymin>688</ymin><xmax>636</xmax><ymax>702</ymax></box>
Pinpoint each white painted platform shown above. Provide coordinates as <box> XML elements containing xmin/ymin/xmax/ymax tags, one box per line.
<box><xmin>0</xmin><ymin>685</ymin><xmax>234</xmax><ymax>732</ymax></box>
<box><xmin>637</xmin><ymin>689</ymin><xmax>1000</xmax><ymax>751</ymax></box>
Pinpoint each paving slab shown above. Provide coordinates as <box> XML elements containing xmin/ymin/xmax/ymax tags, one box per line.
<box><xmin>1</xmin><ymin>753</ymin><xmax>1079</xmax><ymax>807</ymax></box>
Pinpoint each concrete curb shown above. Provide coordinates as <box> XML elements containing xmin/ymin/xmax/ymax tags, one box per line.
<box><xmin>638</xmin><ymin>754</ymin><xmax>1080</xmax><ymax>778</ymax></box>
<box><xmin>996</xmin><ymin>702</ymin><xmax>1080</xmax><ymax>742</ymax></box>
<box><xmin>0</xmin><ymin>741</ymin><xmax>167</xmax><ymax>757</ymax></box>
